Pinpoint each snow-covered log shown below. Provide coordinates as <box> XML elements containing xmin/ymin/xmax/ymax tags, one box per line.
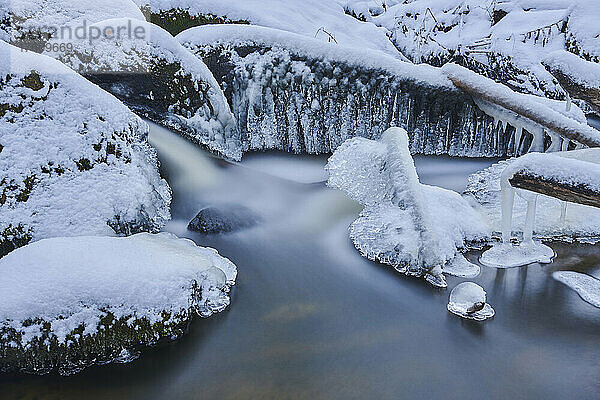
<box><xmin>44</xmin><ymin>18</ymin><xmax>241</xmax><ymax>160</ymax></box>
<box><xmin>0</xmin><ymin>41</ymin><xmax>171</xmax><ymax>258</ymax></box>
<box><xmin>507</xmin><ymin>150</ymin><xmax>600</xmax><ymax>209</ymax></box>
<box><xmin>327</xmin><ymin>127</ymin><xmax>489</xmax><ymax>287</ymax></box>
<box><xmin>178</xmin><ymin>24</ymin><xmax>524</xmax><ymax>158</ymax></box>
<box><xmin>135</xmin><ymin>0</ymin><xmax>403</xmax><ymax>57</ymax></box>
<box><xmin>442</xmin><ymin>63</ymin><xmax>600</xmax><ymax>150</ymax></box>
<box><xmin>0</xmin><ymin>0</ymin><xmax>145</xmax><ymax>51</ymax></box>
<box><xmin>0</xmin><ymin>233</ymin><xmax>236</xmax><ymax>375</ymax></box>
<box><xmin>542</xmin><ymin>51</ymin><xmax>600</xmax><ymax>115</ymax></box>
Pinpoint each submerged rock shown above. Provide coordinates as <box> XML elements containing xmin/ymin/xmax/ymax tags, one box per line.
<box><xmin>0</xmin><ymin>41</ymin><xmax>171</xmax><ymax>258</ymax></box>
<box><xmin>0</xmin><ymin>233</ymin><xmax>237</xmax><ymax>375</ymax></box>
<box><xmin>447</xmin><ymin>282</ymin><xmax>495</xmax><ymax>321</ymax></box>
<box><xmin>188</xmin><ymin>204</ymin><xmax>260</xmax><ymax>234</ymax></box>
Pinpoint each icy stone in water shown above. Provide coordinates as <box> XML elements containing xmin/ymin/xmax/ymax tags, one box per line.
<box><xmin>553</xmin><ymin>271</ymin><xmax>600</xmax><ymax>308</ymax></box>
<box><xmin>447</xmin><ymin>282</ymin><xmax>495</xmax><ymax>321</ymax></box>
<box><xmin>188</xmin><ymin>204</ymin><xmax>260</xmax><ymax>234</ymax></box>
<box><xmin>443</xmin><ymin>254</ymin><xmax>481</xmax><ymax>278</ymax></box>
<box><xmin>480</xmin><ymin>241</ymin><xmax>554</xmax><ymax>268</ymax></box>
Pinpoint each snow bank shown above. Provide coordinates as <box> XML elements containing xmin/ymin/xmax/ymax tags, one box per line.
<box><xmin>465</xmin><ymin>150</ymin><xmax>600</xmax><ymax>242</ymax></box>
<box><xmin>327</xmin><ymin>128</ymin><xmax>489</xmax><ymax>287</ymax></box>
<box><xmin>543</xmin><ymin>50</ymin><xmax>600</xmax><ymax>90</ymax></box>
<box><xmin>566</xmin><ymin>0</ymin><xmax>600</xmax><ymax>62</ymax></box>
<box><xmin>0</xmin><ymin>40</ymin><xmax>171</xmax><ymax>257</ymax></box>
<box><xmin>0</xmin><ymin>0</ymin><xmax>145</xmax><ymax>51</ymax></box>
<box><xmin>0</xmin><ymin>233</ymin><xmax>236</xmax><ymax>375</ymax></box>
<box><xmin>43</xmin><ymin>18</ymin><xmax>241</xmax><ymax>160</ymax></box>
<box><xmin>135</xmin><ymin>0</ymin><xmax>403</xmax><ymax>58</ymax></box>
<box><xmin>179</xmin><ymin>24</ymin><xmax>515</xmax><ymax>158</ymax></box>
<box><xmin>553</xmin><ymin>271</ymin><xmax>600</xmax><ymax>308</ymax></box>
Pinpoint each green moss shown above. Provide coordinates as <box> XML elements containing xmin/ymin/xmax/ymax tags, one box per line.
<box><xmin>15</xmin><ymin>174</ymin><xmax>38</xmax><ymax>202</ymax></box>
<box><xmin>0</xmin><ymin>224</ymin><xmax>33</xmax><ymax>258</ymax></box>
<box><xmin>21</xmin><ymin>71</ymin><xmax>44</xmax><ymax>91</ymax></box>
<box><xmin>145</xmin><ymin>7</ymin><xmax>249</xmax><ymax>36</ymax></box>
<box><xmin>75</xmin><ymin>158</ymin><xmax>92</xmax><ymax>171</ymax></box>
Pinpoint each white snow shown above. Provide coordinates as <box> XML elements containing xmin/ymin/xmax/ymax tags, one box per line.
<box><xmin>553</xmin><ymin>271</ymin><xmax>600</xmax><ymax>308</ymax></box>
<box><xmin>447</xmin><ymin>282</ymin><xmax>495</xmax><ymax>321</ymax></box>
<box><xmin>443</xmin><ymin>254</ymin><xmax>480</xmax><ymax>278</ymax></box>
<box><xmin>0</xmin><ymin>232</ymin><xmax>237</xmax><ymax>345</ymax></box>
<box><xmin>480</xmin><ymin>241</ymin><xmax>555</xmax><ymax>268</ymax></box>
<box><xmin>177</xmin><ymin>24</ymin><xmax>454</xmax><ymax>90</ymax></box>
<box><xmin>566</xmin><ymin>0</ymin><xmax>600</xmax><ymax>60</ymax></box>
<box><xmin>543</xmin><ymin>50</ymin><xmax>600</xmax><ymax>89</ymax></box>
<box><xmin>45</xmin><ymin>17</ymin><xmax>241</xmax><ymax>160</ymax></box>
<box><xmin>442</xmin><ymin>63</ymin><xmax>600</xmax><ymax>149</ymax></box>
<box><xmin>0</xmin><ymin>40</ymin><xmax>171</xmax><ymax>243</ymax></box>
<box><xmin>135</xmin><ymin>0</ymin><xmax>404</xmax><ymax>59</ymax></box>
<box><xmin>327</xmin><ymin>127</ymin><xmax>489</xmax><ymax>286</ymax></box>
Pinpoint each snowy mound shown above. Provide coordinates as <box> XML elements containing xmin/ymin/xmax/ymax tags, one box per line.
<box><xmin>447</xmin><ymin>282</ymin><xmax>494</xmax><ymax>321</ymax></box>
<box><xmin>0</xmin><ymin>0</ymin><xmax>145</xmax><ymax>51</ymax></box>
<box><xmin>0</xmin><ymin>41</ymin><xmax>171</xmax><ymax>258</ymax></box>
<box><xmin>465</xmin><ymin>150</ymin><xmax>600</xmax><ymax>242</ymax></box>
<box><xmin>45</xmin><ymin>18</ymin><xmax>241</xmax><ymax>160</ymax></box>
<box><xmin>344</xmin><ymin>0</ymin><xmax>597</xmax><ymax>99</ymax></box>
<box><xmin>327</xmin><ymin>128</ymin><xmax>489</xmax><ymax>287</ymax></box>
<box><xmin>0</xmin><ymin>233</ymin><xmax>237</xmax><ymax>375</ymax></box>
<box><xmin>179</xmin><ymin>24</ymin><xmax>510</xmax><ymax>158</ymax></box>
<box><xmin>135</xmin><ymin>0</ymin><xmax>403</xmax><ymax>58</ymax></box>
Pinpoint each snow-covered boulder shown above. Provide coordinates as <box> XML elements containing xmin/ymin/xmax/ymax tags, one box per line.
<box><xmin>0</xmin><ymin>233</ymin><xmax>236</xmax><ymax>375</ymax></box>
<box><xmin>134</xmin><ymin>0</ymin><xmax>403</xmax><ymax>58</ymax></box>
<box><xmin>565</xmin><ymin>0</ymin><xmax>600</xmax><ymax>62</ymax></box>
<box><xmin>0</xmin><ymin>0</ymin><xmax>145</xmax><ymax>51</ymax></box>
<box><xmin>0</xmin><ymin>41</ymin><xmax>171</xmax><ymax>258</ymax></box>
<box><xmin>327</xmin><ymin>127</ymin><xmax>489</xmax><ymax>287</ymax></box>
<box><xmin>44</xmin><ymin>18</ymin><xmax>241</xmax><ymax>160</ymax></box>
<box><xmin>179</xmin><ymin>24</ymin><xmax>513</xmax><ymax>158</ymax></box>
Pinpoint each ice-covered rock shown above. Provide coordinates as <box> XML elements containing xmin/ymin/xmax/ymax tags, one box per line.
<box><xmin>565</xmin><ymin>0</ymin><xmax>600</xmax><ymax>62</ymax></box>
<box><xmin>447</xmin><ymin>282</ymin><xmax>495</xmax><ymax>321</ymax></box>
<box><xmin>442</xmin><ymin>254</ymin><xmax>481</xmax><ymax>278</ymax></box>
<box><xmin>0</xmin><ymin>40</ymin><xmax>171</xmax><ymax>257</ymax></box>
<box><xmin>327</xmin><ymin>127</ymin><xmax>489</xmax><ymax>287</ymax></box>
<box><xmin>43</xmin><ymin>18</ymin><xmax>241</xmax><ymax>160</ymax></box>
<box><xmin>553</xmin><ymin>271</ymin><xmax>600</xmax><ymax>308</ymax></box>
<box><xmin>0</xmin><ymin>232</ymin><xmax>236</xmax><ymax>375</ymax></box>
<box><xmin>178</xmin><ymin>24</ymin><xmax>527</xmax><ymax>158</ymax></box>
<box><xmin>0</xmin><ymin>0</ymin><xmax>145</xmax><ymax>51</ymax></box>
<box><xmin>135</xmin><ymin>0</ymin><xmax>403</xmax><ymax>58</ymax></box>
<box><xmin>188</xmin><ymin>204</ymin><xmax>260</xmax><ymax>234</ymax></box>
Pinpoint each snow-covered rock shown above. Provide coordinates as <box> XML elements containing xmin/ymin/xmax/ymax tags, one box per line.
<box><xmin>0</xmin><ymin>0</ymin><xmax>145</xmax><ymax>51</ymax></box>
<box><xmin>134</xmin><ymin>0</ymin><xmax>403</xmax><ymax>58</ymax></box>
<box><xmin>447</xmin><ymin>282</ymin><xmax>495</xmax><ymax>321</ymax></box>
<box><xmin>0</xmin><ymin>40</ymin><xmax>171</xmax><ymax>257</ymax></box>
<box><xmin>179</xmin><ymin>24</ymin><xmax>518</xmax><ymax>158</ymax></box>
<box><xmin>0</xmin><ymin>232</ymin><xmax>236</xmax><ymax>375</ymax></box>
<box><xmin>44</xmin><ymin>18</ymin><xmax>241</xmax><ymax>160</ymax></box>
<box><xmin>465</xmin><ymin>149</ymin><xmax>600</xmax><ymax>242</ymax></box>
<box><xmin>327</xmin><ymin>127</ymin><xmax>489</xmax><ymax>287</ymax></box>
<box><xmin>565</xmin><ymin>0</ymin><xmax>600</xmax><ymax>62</ymax></box>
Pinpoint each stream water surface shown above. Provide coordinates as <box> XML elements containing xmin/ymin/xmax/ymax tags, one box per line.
<box><xmin>2</xmin><ymin>123</ymin><xmax>599</xmax><ymax>400</ymax></box>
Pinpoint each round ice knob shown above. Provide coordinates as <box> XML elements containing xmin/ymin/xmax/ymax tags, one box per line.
<box><xmin>447</xmin><ymin>282</ymin><xmax>495</xmax><ymax>321</ymax></box>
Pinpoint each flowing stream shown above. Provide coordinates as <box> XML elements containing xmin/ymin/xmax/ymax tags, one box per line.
<box><xmin>2</xmin><ymin>123</ymin><xmax>600</xmax><ymax>400</ymax></box>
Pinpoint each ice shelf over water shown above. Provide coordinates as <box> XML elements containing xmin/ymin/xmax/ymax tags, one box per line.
<box><xmin>327</xmin><ymin>127</ymin><xmax>489</xmax><ymax>287</ymax></box>
<box><xmin>553</xmin><ymin>271</ymin><xmax>600</xmax><ymax>308</ymax></box>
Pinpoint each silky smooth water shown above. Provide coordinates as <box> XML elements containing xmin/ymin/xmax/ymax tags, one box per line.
<box><xmin>2</xmin><ymin>124</ymin><xmax>599</xmax><ymax>400</ymax></box>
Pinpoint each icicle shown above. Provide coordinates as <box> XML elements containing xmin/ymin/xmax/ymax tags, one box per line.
<box><xmin>565</xmin><ymin>90</ymin><xmax>571</xmax><ymax>112</ymax></box>
<box><xmin>546</xmin><ymin>132</ymin><xmax>562</xmax><ymax>153</ymax></box>
<box><xmin>561</xmin><ymin>138</ymin><xmax>570</xmax><ymax>151</ymax></box>
<box><xmin>529</xmin><ymin>128</ymin><xmax>545</xmax><ymax>152</ymax></box>
<box><xmin>522</xmin><ymin>192</ymin><xmax>538</xmax><ymax>242</ymax></box>
<box><xmin>560</xmin><ymin>201</ymin><xmax>568</xmax><ymax>224</ymax></box>
<box><xmin>514</xmin><ymin>125</ymin><xmax>523</xmax><ymax>155</ymax></box>
<box><xmin>501</xmin><ymin>185</ymin><xmax>515</xmax><ymax>243</ymax></box>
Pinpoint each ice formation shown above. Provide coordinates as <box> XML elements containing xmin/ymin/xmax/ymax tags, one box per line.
<box><xmin>43</xmin><ymin>18</ymin><xmax>241</xmax><ymax>160</ymax></box>
<box><xmin>327</xmin><ymin>127</ymin><xmax>489</xmax><ymax>287</ymax></box>
<box><xmin>469</xmin><ymin>149</ymin><xmax>600</xmax><ymax>267</ymax></box>
<box><xmin>447</xmin><ymin>282</ymin><xmax>495</xmax><ymax>321</ymax></box>
<box><xmin>134</xmin><ymin>0</ymin><xmax>403</xmax><ymax>57</ymax></box>
<box><xmin>553</xmin><ymin>271</ymin><xmax>600</xmax><ymax>308</ymax></box>
<box><xmin>0</xmin><ymin>232</ymin><xmax>237</xmax><ymax>375</ymax></box>
<box><xmin>343</xmin><ymin>0</ymin><xmax>599</xmax><ymax>99</ymax></box>
<box><xmin>179</xmin><ymin>24</ymin><xmax>544</xmax><ymax>158</ymax></box>
<box><xmin>0</xmin><ymin>40</ymin><xmax>171</xmax><ymax>257</ymax></box>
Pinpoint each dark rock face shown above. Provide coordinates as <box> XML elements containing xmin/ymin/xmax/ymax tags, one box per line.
<box><xmin>188</xmin><ymin>204</ymin><xmax>260</xmax><ymax>234</ymax></box>
<box><xmin>185</xmin><ymin>41</ymin><xmax>528</xmax><ymax>158</ymax></box>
